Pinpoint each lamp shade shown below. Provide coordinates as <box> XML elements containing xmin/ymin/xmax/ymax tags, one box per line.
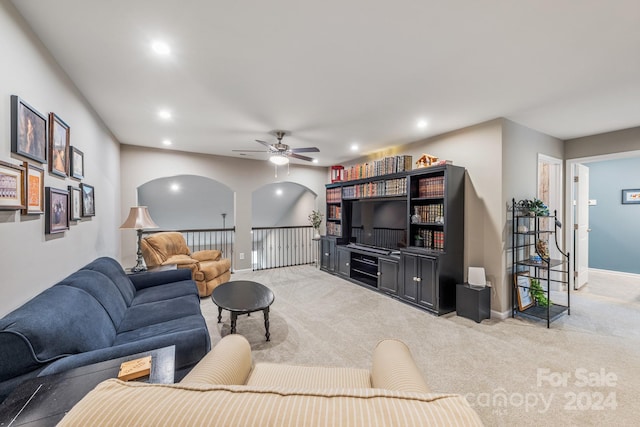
<box><xmin>119</xmin><ymin>206</ymin><xmax>159</xmax><ymax>230</ymax></box>
<box><xmin>269</xmin><ymin>155</ymin><xmax>289</xmax><ymax>165</ymax></box>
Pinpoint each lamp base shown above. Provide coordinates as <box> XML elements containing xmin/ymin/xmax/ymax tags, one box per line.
<box><xmin>130</xmin><ymin>229</ymin><xmax>147</xmax><ymax>273</ymax></box>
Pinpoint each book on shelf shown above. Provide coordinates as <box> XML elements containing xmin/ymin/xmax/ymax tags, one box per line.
<box><xmin>341</xmin><ymin>155</ymin><xmax>413</xmax><ymax>182</ymax></box>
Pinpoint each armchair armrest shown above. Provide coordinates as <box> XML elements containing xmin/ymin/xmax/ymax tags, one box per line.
<box><xmin>129</xmin><ymin>269</ymin><xmax>192</xmax><ymax>291</ymax></box>
<box><xmin>371</xmin><ymin>339</ymin><xmax>430</xmax><ymax>393</ymax></box>
<box><xmin>191</xmin><ymin>250</ymin><xmax>222</xmax><ymax>261</ymax></box>
<box><xmin>180</xmin><ymin>335</ymin><xmax>252</xmax><ymax>385</ymax></box>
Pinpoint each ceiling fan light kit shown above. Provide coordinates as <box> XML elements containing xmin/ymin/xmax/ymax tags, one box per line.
<box><xmin>233</xmin><ymin>130</ymin><xmax>319</xmax><ymax>171</ymax></box>
<box><xmin>269</xmin><ymin>155</ymin><xmax>289</xmax><ymax>165</ymax></box>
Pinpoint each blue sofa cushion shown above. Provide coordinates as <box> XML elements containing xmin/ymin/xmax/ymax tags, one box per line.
<box><xmin>80</xmin><ymin>257</ymin><xmax>136</xmax><ymax>305</ymax></box>
<box><xmin>54</xmin><ymin>270</ymin><xmax>128</xmax><ymax>328</ymax></box>
<box><xmin>117</xmin><ymin>295</ymin><xmax>201</xmax><ymax>333</ymax></box>
<box><xmin>131</xmin><ymin>279</ymin><xmax>198</xmax><ymax>305</ymax></box>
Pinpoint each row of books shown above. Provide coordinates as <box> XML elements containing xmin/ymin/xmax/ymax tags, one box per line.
<box><xmin>415</xmin><ymin>229</ymin><xmax>445</xmax><ymax>251</ymax></box>
<box><xmin>417</xmin><ymin>176</ymin><xmax>445</xmax><ymax>198</ymax></box>
<box><xmin>412</xmin><ymin>204</ymin><xmax>444</xmax><ymax>223</ymax></box>
<box><xmin>327</xmin><ymin>222</ymin><xmax>342</xmax><ymax>237</ymax></box>
<box><xmin>342</xmin><ymin>178</ymin><xmax>407</xmax><ymax>199</ymax></box>
<box><xmin>341</xmin><ymin>155</ymin><xmax>413</xmax><ymax>182</ymax></box>
<box><xmin>328</xmin><ymin>205</ymin><xmax>342</xmax><ymax>219</ymax></box>
<box><xmin>326</xmin><ymin>187</ymin><xmax>341</xmax><ymax>203</ymax></box>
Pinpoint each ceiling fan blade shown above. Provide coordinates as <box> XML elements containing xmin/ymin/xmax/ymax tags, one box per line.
<box><xmin>290</xmin><ymin>147</ymin><xmax>320</xmax><ymax>153</ymax></box>
<box><xmin>289</xmin><ymin>153</ymin><xmax>314</xmax><ymax>162</ymax></box>
<box><xmin>255</xmin><ymin>139</ymin><xmax>272</xmax><ymax>148</ymax></box>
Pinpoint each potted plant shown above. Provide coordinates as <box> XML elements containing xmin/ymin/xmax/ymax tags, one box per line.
<box><xmin>518</xmin><ymin>198</ymin><xmax>549</xmax><ymax>216</ymax></box>
<box><xmin>530</xmin><ymin>278</ymin><xmax>550</xmax><ymax>307</ymax></box>
<box><xmin>308</xmin><ymin>210</ymin><xmax>323</xmax><ymax>239</ymax></box>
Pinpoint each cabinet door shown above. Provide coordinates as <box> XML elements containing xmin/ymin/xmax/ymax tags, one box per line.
<box><xmin>320</xmin><ymin>238</ymin><xmax>336</xmax><ymax>272</ymax></box>
<box><xmin>400</xmin><ymin>253</ymin><xmax>418</xmax><ymax>302</ymax></box>
<box><xmin>337</xmin><ymin>248</ymin><xmax>350</xmax><ymax>277</ymax></box>
<box><xmin>378</xmin><ymin>257</ymin><xmax>398</xmax><ymax>295</ymax></box>
<box><xmin>417</xmin><ymin>256</ymin><xmax>436</xmax><ymax>309</ymax></box>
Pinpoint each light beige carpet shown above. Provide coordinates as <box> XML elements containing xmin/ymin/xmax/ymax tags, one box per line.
<box><xmin>200</xmin><ymin>265</ymin><xmax>639</xmax><ymax>426</ymax></box>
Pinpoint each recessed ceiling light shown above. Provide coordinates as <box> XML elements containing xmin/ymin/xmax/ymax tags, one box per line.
<box><xmin>151</xmin><ymin>41</ymin><xmax>171</xmax><ymax>56</ymax></box>
<box><xmin>312</xmin><ymin>159</ymin><xmax>319</xmax><ymax>164</ymax></box>
<box><xmin>158</xmin><ymin>110</ymin><xmax>172</xmax><ymax>120</ymax></box>
<box><xmin>162</xmin><ymin>139</ymin><xmax>172</xmax><ymax>146</ymax></box>
<box><xmin>417</xmin><ymin>119</ymin><xmax>428</xmax><ymax>129</ymax></box>
<box><xmin>276</xmin><ymin>188</ymin><xmax>283</xmax><ymax>196</ymax></box>
<box><xmin>350</xmin><ymin>144</ymin><xmax>359</xmax><ymax>151</ymax></box>
<box><xmin>170</xmin><ymin>183</ymin><xmax>180</xmax><ymax>192</ymax></box>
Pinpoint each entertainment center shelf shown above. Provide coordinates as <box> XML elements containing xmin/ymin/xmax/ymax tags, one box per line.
<box><xmin>322</xmin><ymin>164</ymin><xmax>465</xmax><ymax>315</ymax></box>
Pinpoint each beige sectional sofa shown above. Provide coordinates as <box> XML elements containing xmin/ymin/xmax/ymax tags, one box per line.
<box><xmin>59</xmin><ymin>335</ymin><xmax>483</xmax><ymax>426</ymax></box>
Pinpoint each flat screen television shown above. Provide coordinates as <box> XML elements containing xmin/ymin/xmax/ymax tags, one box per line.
<box><xmin>349</xmin><ymin>199</ymin><xmax>407</xmax><ymax>249</ymax></box>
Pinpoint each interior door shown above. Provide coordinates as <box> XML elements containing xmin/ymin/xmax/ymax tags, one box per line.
<box><xmin>574</xmin><ymin>164</ymin><xmax>590</xmax><ymax>289</ymax></box>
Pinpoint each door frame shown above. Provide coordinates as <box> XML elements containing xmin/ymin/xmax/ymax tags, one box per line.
<box><xmin>565</xmin><ymin>150</ymin><xmax>640</xmax><ymax>288</ymax></box>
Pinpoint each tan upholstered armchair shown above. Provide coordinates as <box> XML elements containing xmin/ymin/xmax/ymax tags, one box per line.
<box><xmin>141</xmin><ymin>232</ymin><xmax>231</xmax><ymax>297</ymax></box>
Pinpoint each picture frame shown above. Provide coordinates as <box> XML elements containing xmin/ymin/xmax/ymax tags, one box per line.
<box><xmin>68</xmin><ymin>185</ymin><xmax>82</xmax><ymax>221</ymax></box>
<box><xmin>81</xmin><ymin>183</ymin><xmax>95</xmax><ymax>217</ymax></box>
<box><xmin>11</xmin><ymin>95</ymin><xmax>47</xmax><ymax>164</ymax></box>
<box><xmin>45</xmin><ymin>187</ymin><xmax>69</xmax><ymax>234</ymax></box>
<box><xmin>621</xmin><ymin>189</ymin><xmax>640</xmax><ymax>204</ymax></box>
<box><xmin>49</xmin><ymin>113</ymin><xmax>70</xmax><ymax>178</ymax></box>
<box><xmin>70</xmin><ymin>146</ymin><xmax>84</xmax><ymax>180</ymax></box>
<box><xmin>23</xmin><ymin>162</ymin><xmax>45</xmax><ymax>215</ymax></box>
<box><xmin>514</xmin><ymin>273</ymin><xmax>534</xmax><ymax>310</ymax></box>
<box><xmin>0</xmin><ymin>161</ymin><xmax>25</xmax><ymax>210</ymax></box>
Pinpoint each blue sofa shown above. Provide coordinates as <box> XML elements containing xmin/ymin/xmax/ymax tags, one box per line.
<box><xmin>0</xmin><ymin>257</ymin><xmax>211</xmax><ymax>402</ymax></box>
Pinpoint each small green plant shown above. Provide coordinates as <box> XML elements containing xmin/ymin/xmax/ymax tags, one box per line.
<box><xmin>518</xmin><ymin>198</ymin><xmax>549</xmax><ymax>216</ymax></box>
<box><xmin>530</xmin><ymin>278</ymin><xmax>550</xmax><ymax>307</ymax></box>
<box><xmin>308</xmin><ymin>210</ymin><xmax>323</xmax><ymax>229</ymax></box>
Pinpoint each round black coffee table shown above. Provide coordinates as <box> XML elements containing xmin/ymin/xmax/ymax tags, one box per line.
<box><xmin>211</xmin><ymin>280</ymin><xmax>275</xmax><ymax>341</ymax></box>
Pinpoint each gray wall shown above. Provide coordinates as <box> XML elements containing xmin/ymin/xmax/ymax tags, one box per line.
<box><xmin>252</xmin><ymin>182</ymin><xmax>317</xmax><ymax>228</ymax></box>
<box><xmin>138</xmin><ymin>175</ymin><xmax>234</xmax><ymax>229</ymax></box>
<box><xmin>587</xmin><ymin>157</ymin><xmax>640</xmax><ymax>273</ymax></box>
<box><xmin>0</xmin><ymin>2</ymin><xmax>121</xmax><ymax>316</ymax></box>
<box><xmin>565</xmin><ymin>126</ymin><xmax>640</xmax><ymax>160</ymax></box>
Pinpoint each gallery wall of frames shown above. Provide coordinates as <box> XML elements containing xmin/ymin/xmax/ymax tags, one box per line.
<box><xmin>1</xmin><ymin>95</ymin><xmax>95</xmax><ymax>234</ymax></box>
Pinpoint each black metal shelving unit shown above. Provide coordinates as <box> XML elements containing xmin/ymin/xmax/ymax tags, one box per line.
<box><xmin>511</xmin><ymin>199</ymin><xmax>570</xmax><ymax>327</ymax></box>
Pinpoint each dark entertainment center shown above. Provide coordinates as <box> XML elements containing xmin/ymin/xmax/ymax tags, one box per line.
<box><xmin>321</xmin><ymin>164</ymin><xmax>465</xmax><ymax>315</ymax></box>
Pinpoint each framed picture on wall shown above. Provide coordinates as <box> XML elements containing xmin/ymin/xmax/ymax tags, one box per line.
<box><xmin>621</xmin><ymin>189</ymin><xmax>640</xmax><ymax>204</ymax></box>
<box><xmin>68</xmin><ymin>185</ymin><xmax>82</xmax><ymax>221</ymax></box>
<box><xmin>70</xmin><ymin>146</ymin><xmax>84</xmax><ymax>179</ymax></box>
<box><xmin>45</xmin><ymin>187</ymin><xmax>69</xmax><ymax>234</ymax></box>
<box><xmin>81</xmin><ymin>183</ymin><xmax>95</xmax><ymax>217</ymax></box>
<box><xmin>514</xmin><ymin>273</ymin><xmax>534</xmax><ymax>311</ymax></box>
<box><xmin>11</xmin><ymin>95</ymin><xmax>48</xmax><ymax>164</ymax></box>
<box><xmin>23</xmin><ymin>161</ymin><xmax>45</xmax><ymax>215</ymax></box>
<box><xmin>49</xmin><ymin>113</ymin><xmax>70</xmax><ymax>178</ymax></box>
<box><xmin>0</xmin><ymin>161</ymin><xmax>25</xmax><ymax>210</ymax></box>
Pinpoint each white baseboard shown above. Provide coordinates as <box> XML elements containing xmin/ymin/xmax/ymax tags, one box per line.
<box><xmin>231</xmin><ymin>268</ymin><xmax>253</xmax><ymax>273</ymax></box>
<box><xmin>589</xmin><ymin>268</ymin><xmax>640</xmax><ymax>279</ymax></box>
<box><xmin>491</xmin><ymin>309</ymin><xmax>511</xmax><ymax>320</ymax></box>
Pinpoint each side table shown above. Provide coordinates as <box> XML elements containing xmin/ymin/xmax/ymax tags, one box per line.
<box><xmin>0</xmin><ymin>346</ymin><xmax>175</xmax><ymax>426</ymax></box>
<box><xmin>456</xmin><ymin>283</ymin><xmax>491</xmax><ymax>323</ymax></box>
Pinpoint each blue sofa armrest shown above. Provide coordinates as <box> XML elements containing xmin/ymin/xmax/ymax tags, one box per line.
<box><xmin>129</xmin><ymin>269</ymin><xmax>192</xmax><ymax>291</ymax></box>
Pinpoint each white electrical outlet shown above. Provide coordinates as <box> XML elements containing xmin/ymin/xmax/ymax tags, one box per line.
<box><xmin>239</xmin><ymin>253</ymin><xmax>245</xmax><ymax>260</ymax></box>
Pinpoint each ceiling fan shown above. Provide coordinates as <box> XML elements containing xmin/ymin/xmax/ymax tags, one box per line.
<box><xmin>233</xmin><ymin>130</ymin><xmax>319</xmax><ymax>165</ymax></box>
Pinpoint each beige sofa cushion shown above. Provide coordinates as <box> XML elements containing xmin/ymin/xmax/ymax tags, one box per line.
<box><xmin>247</xmin><ymin>363</ymin><xmax>371</xmax><ymax>389</ymax></box>
<box><xmin>58</xmin><ymin>380</ymin><xmax>484</xmax><ymax>427</ymax></box>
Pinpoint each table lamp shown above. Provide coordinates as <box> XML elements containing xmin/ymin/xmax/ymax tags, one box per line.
<box><xmin>120</xmin><ymin>206</ymin><xmax>159</xmax><ymax>272</ymax></box>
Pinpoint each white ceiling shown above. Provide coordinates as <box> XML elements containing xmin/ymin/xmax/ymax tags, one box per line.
<box><xmin>11</xmin><ymin>0</ymin><xmax>640</xmax><ymax>166</ymax></box>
